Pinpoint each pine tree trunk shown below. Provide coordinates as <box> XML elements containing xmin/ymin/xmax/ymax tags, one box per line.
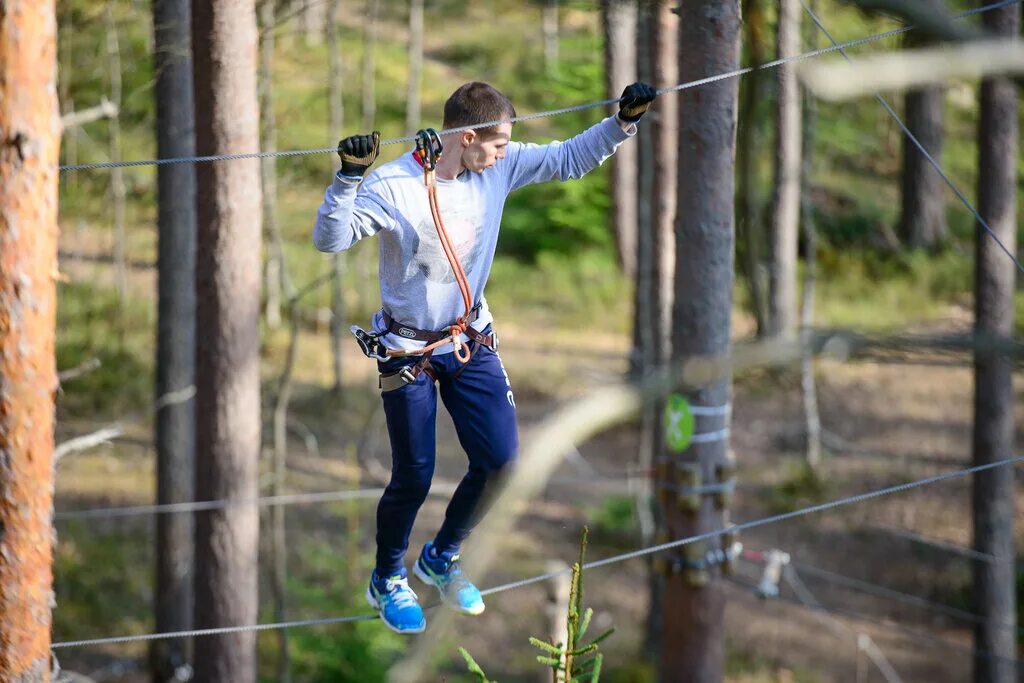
<box><xmin>259</xmin><ymin>0</ymin><xmax>282</xmax><ymax>330</ymax></box>
<box><xmin>899</xmin><ymin>85</ymin><xmax>948</xmax><ymax>249</ymax></box>
<box><xmin>151</xmin><ymin>1</ymin><xmax>197</xmax><ymax>680</ymax></box>
<box><xmin>406</xmin><ymin>0</ymin><xmax>423</xmax><ymax>136</ymax></box>
<box><xmin>972</xmin><ymin>4</ymin><xmax>1019</xmax><ymax>682</ymax></box>
<box><xmin>768</xmin><ymin>0</ymin><xmax>801</xmax><ymax>339</ymax></box>
<box><xmin>328</xmin><ymin>0</ymin><xmax>346</xmax><ymax>396</ymax></box>
<box><xmin>192</xmin><ymin>1</ymin><xmax>263</xmax><ymax>680</ymax></box>
<box><xmin>602</xmin><ymin>0</ymin><xmax>638</xmax><ymax>279</ymax></box>
<box><xmin>662</xmin><ymin>2</ymin><xmax>740</xmax><ymax>680</ymax></box>
<box><xmin>543</xmin><ymin>0</ymin><xmax>559</xmax><ymax>77</ymax></box>
<box><xmin>800</xmin><ymin>0</ymin><xmax>822</xmax><ymax>471</ymax></box>
<box><xmin>644</xmin><ymin>0</ymin><xmax>678</xmax><ymax>660</ymax></box>
<box><xmin>736</xmin><ymin>0</ymin><xmax>769</xmax><ymax>337</ymax></box>
<box><xmin>105</xmin><ymin>3</ymin><xmax>128</xmax><ymax>306</ymax></box>
<box><xmin>0</xmin><ymin>1</ymin><xmax>60</xmax><ymax>679</ymax></box>
<box><xmin>300</xmin><ymin>0</ymin><xmax>327</xmax><ymax>45</ymax></box>
<box><xmin>361</xmin><ymin>0</ymin><xmax>378</xmax><ymax>131</ymax></box>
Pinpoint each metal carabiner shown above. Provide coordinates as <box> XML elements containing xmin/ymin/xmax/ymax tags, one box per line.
<box><xmin>414</xmin><ymin>128</ymin><xmax>443</xmax><ymax>170</ymax></box>
<box><xmin>350</xmin><ymin>325</ymin><xmax>390</xmax><ymax>361</ymax></box>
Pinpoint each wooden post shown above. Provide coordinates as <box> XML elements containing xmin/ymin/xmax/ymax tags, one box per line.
<box><xmin>0</xmin><ymin>0</ymin><xmax>61</xmax><ymax>679</ymax></box>
<box><xmin>972</xmin><ymin>3</ymin><xmax>1019</xmax><ymax>682</ymax></box>
<box><xmin>662</xmin><ymin>2</ymin><xmax>740</xmax><ymax>681</ymax></box>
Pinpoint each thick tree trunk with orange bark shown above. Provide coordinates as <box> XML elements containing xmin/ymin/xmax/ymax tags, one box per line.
<box><xmin>0</xmin><ymin>1</ymin><xmax>61</xmax><ymax>680</ymax></box>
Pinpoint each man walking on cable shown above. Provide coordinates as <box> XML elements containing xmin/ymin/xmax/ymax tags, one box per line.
<box><xmin>313</xmin><ymin>81</ymin><xmax>656</xmax><ymax>633</ymax></box>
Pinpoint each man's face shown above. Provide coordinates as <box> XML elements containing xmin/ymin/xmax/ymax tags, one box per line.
<box><xmin>459</xmin><ymin>123</ymin><xmax>512</xmax><ymax>173</ymax></box>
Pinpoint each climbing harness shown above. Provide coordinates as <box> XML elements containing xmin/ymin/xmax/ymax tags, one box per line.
<box><xmin>351</xmin><ymin>128</ymin><xmax>493</xmax><ymax>390</ymax></box>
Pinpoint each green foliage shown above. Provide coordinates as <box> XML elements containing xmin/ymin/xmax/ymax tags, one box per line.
<box><xmin>282</xmin><ymin>541</ymin><xmax>406</xmax><ymax>682</ymax></box>
<box><xmin>586</xmin><ymin>495</ymin><xmax>636</xmax><ymax>539</ymax></box>
<box><xmin>460</xmin><ymin>647</ymin><xmax>498</xmax><ymax>683</ymax></box>
<box><xmin>461</xmin><ymin>527</ymin><xmax>614</xmax><ymax>683</ymax></box>
<box><xmin>56</xmin><ymin>281</ymin><xmax>153</xmax><ymax>415</ymax></box>
<box><xmin>761</xmin><ymin>460</ymin><xmax>830</xmax><ymax>514</ymax></box>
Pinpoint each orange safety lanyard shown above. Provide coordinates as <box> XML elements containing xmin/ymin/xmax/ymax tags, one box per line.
<box><xmin>381</xmin><ymin>130</ymin><xmax>474</xmax><ymax>363</ymax></box>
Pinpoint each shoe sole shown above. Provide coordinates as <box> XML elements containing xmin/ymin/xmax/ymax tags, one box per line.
<box><xmin>413</xmin><ymin>561</ymin><xmax>486</xmax><ymax>616</ymax></box>
<box><xmin>365</xmin><ymin>587</ymin><xmax>426</xmax><ymax>634</ymax></box>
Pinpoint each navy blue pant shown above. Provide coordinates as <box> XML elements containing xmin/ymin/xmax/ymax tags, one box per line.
<box><xmin>375</xmin><ymin>330</ymin><xmax>518</xmax><ymax>575</ymax></box>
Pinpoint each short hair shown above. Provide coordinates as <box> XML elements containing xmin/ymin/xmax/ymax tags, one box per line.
<box><xmin>442</xmin><ymin>82</ymin><xmax>516</xmax><ymax>135</ymax></box>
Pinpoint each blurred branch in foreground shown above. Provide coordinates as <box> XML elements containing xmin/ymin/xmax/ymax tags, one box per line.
<box><xmin>799</xmin><ymin>39</ymin><xmax>1024</xmax><ymax>100</ymax></box>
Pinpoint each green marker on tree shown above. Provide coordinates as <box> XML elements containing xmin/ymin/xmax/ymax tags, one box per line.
<box><xmin>664</xmin><ymin>394</ymin><xmax>695</xmax><ymax>452</ymax></box>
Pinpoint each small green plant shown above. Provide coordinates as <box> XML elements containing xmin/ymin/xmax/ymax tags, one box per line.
<box><xmin>461</xmin><ymin>527</ymin><xmax>614</xmax><ymax>682</ymax></box>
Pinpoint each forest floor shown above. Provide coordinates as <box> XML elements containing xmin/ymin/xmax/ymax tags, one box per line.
<box><xmin>50</xmin><ymin>257</ymin><xmax>1024</xmax><ymax>682</ymax></box>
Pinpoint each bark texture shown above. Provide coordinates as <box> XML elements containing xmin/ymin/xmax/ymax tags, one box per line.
<box><xmin>662</xmin><ymin>2</ymin><xmax>741</xmax><ymax>680</ymax></box>
<box><xmin>192</xmin><ymin>1</ymin><xmax>263</xmax><ymax>680</ymax></box>
<box><xmin>971</xmin><ymin>4</ymin><xmax>1019</xmax><ymax>682</ymax></box>
<box><xmin>0</xmin><ymin>1</ymin><xmax>61</xmax><ymax>679</ymax></box>
<box><xmin>152</xmin><ymin>0</ymin><xmax>198</xmax><ymax>679</ymax></box>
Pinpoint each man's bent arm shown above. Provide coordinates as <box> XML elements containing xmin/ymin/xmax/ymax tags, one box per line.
<box><xmin>312</xmin><ymin>172</ymin><xmax>394</xmax><ymax>253</ymax></box>
<box><xmin>503</xmin><ymin>115</ymin><xmax>636</xmax><ymax>193</ymax></box>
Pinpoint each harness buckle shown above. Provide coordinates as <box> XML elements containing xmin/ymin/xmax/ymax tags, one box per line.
<box><xmin>350</xmin><ymin>325</ymin><xmax>390</xmax><ymax>361</ymax></box>
<box><xmin>490</xmin><ymin>329</ymin><xmax>500</xmax><ymax>352</ymax></box>
<box><xmin>398</xmin><ymin>366</ymin><xmax>417</xmax><ymax>385</ymax></box>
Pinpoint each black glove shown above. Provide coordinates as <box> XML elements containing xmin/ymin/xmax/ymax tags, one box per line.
<box><xmin>337</xmin><ymin>131</ymin><xmax>381</xmax><ymax>177</ymax></box>
<box><xmin>617</xmin><ymin>82</ymin><xmax>657</xmax><ymax>122</ymax></box>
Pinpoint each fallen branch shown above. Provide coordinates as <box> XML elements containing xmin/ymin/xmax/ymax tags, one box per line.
<box><xmin>54</xmin><ymin>386</ymin><xmax>196</xmax><ymax>462</ymax></box>
<box><xmin>61</xmin><ymin>98</ymin><xmax>119</xmax><ymax>128</ymax></box>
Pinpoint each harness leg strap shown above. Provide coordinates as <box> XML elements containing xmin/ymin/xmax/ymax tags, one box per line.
<box><xmin>379</xmin><ymin>353</ymin><xmax>436</xmax><ymax>392</ymax></box>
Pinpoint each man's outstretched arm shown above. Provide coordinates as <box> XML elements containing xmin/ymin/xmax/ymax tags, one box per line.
<box><xmin>313</xmin><ymin>131</ymin><xmax>395</xmax><ymax>253</ymax></box>
<box><xmin>503</xmin><ymin>82</ymin><xmax>656</xmax><ymax>193</ymax></box>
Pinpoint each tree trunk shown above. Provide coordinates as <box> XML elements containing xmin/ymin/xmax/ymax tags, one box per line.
<box><xmin>800</xmin><ymin>0</ymin><xmax>822</xmax><ymax>471</ymax></box>
<box><xmin>662</xmin><ymin>2</ymin><xmax>740</xmax><ymax>681</ymax></box>
<box><xmin>972</xmin><ymin>4</ymin><xmax>1019</xmax><ymax>682</ymax></box>
<box><xmin>899</xmin><ymin>85</ymin><xmax>948</xmax><ymax>249</ymax></box>
<box><xmin>361</xmin><ymin>0</ymin><xmax>378</xmax><ymax>131</ymax></box>
<box><xmin>406</xmin><ymin>0</ymin><xmax>423</xmax><ymax>136</ymax></box>
<box><xmin>300</xmin><ymin>0</ymin><xmax>327</xmax><ymax>45</ymax></box>
<box><xmin>602</xmin><ymin>0</ymin><xmax>638</xmax><ymax>279</ymax></box>
<box><xmin>633</xmin><ymin>0</ymin><xmax>656</xmax><ymax>531</ymax></box>
<box><xmin>105</xmin><ymin>3</ymin><xmax>128</xmax><ymax>306</ymax></box>
<box><xmin>151</xmin><ymin>1</ymin><xmax>197</xmax><ymax>680</ymax></box>
<box><xmin>736</xmin><ymin>0</ymin><xmax>769</xmax><ymax>337</ymax></box>
<box><xmin>543</xmin><ymin>0</ymin><xmax>559</xmax><ymax>77</ymax></box>
<box><xmin>259</xmin><ymin>0</ymin><xmax>282</xmax><ymax>330</ymax></box>
<box><xmin>644</xmin><ymin>0</ymin><xmax>678</xmax><ymax>660</ymax></box>
<box><xmin>768</xmin><ymin>0</ymin><xmax>801</xmax><ymax>339</ymax></box>
<box><xmin>328</xmin><ymin>0</ymin><xmax>345</xmax><ymax>396</ymax></box>
<box><xmin>0</xmin><ymin>1</ymin><xmax>60</xmax><ymax>679</ymax></box>
<box><xmin>191</xmin><ymin>1</ymin><xmax>263</xmax><ymax>681</ymax></box>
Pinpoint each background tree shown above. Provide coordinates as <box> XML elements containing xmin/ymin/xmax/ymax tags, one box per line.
<box><xmin>898</xmin><ymin>35</ymin><xmax>948</xmax><ymax>249</ymax></box>
<box><xmin>406</xmin><ymin>0</ymin><xmax>424</xmax><ymax>136</ymax></box>
<box><xmin>972</xmin><ymin>3</ymin><xmax>1019</xmax><ymax>681</ymax></box>
<box><xmin>105</xmin><ymin>3</ymin><xmax>128</xmax><ymax>306</ymax></box>
<box><xmin>191</xmin><ymin>1</ymin><xmax>263</xmax><ymax>680</ymax></box>
<box><xmin>663</xmin><ymin>2</ymin><xmax>741</xmax><ymax>681</ymax></box>
<box><xmin>736</xmin><ymin>0</ymin><xmax>770</xmax><ymax>336</ymax></box>
<box><xmin>151</xmin><ymin>0</ymin><xmax>198</xmax><ymax>679</ymax></box>
<box><xmin>0</xmin><ymin>0</ymin><xmax>60</xmax><ymax>679</ymax></box>
<box><xmin>643</xmin><ymin>0</ymin><xmax>678</xmax><ymax>659</ymax></box>
<box><xmin>601</xmin><ymin>0</ymin><xmax>638</xmax><ymax>279</ymax></box>
<box><xmin>329</xmin><ymin>0</ymin><xmax>346</xmax><ymax>396</ymax></box>
<box><xmin>260</xmin><ymin>0</ymin><xmax>284</xmax><ymax>330</ymax></box>
<box><xmin>768</xmin><ymin>0</ymin><xmax>802</xmax><ymax>338</ymax></box>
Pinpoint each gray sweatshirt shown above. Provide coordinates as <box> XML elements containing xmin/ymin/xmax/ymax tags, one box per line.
<box><xmin>313</xmin><ymin>115</ymin><xmax>635</xmax><ymax>354</ymax></box>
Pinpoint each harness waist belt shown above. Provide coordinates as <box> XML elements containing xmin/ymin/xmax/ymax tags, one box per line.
<box><xmin>382</xmin><ymin>304</ymin><xmax>482</xmax><ymax>344</ymax></box>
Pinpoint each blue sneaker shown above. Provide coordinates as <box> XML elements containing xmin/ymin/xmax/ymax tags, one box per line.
<box><xmin>366</xmin><ymin>569</ymin><xmax>425</xmax><ymax>634</ymax></box>
<box><xmin>413</xmin><ymin>542</ymin><xmax>485</xmax><ymax>616</ymax></box>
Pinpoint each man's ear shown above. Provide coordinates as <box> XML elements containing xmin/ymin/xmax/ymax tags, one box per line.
<box><xmin>460</xmin><ymin>129</ymin><xmax>477</xmax><ymax>148</ymax></box>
